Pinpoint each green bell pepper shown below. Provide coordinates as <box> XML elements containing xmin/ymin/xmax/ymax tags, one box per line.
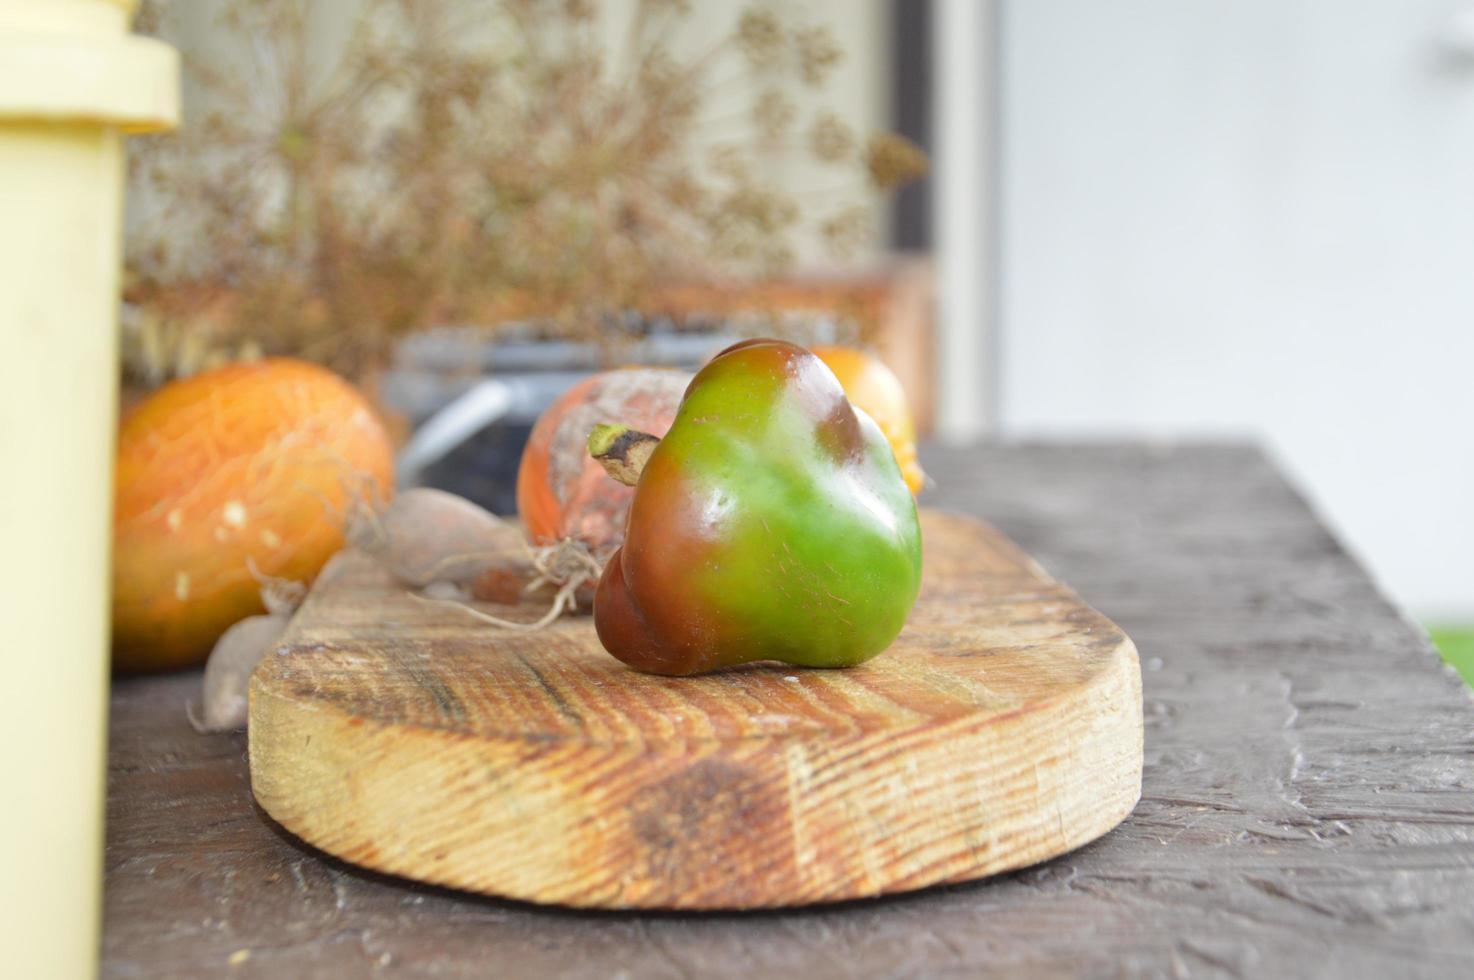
<box><xmin>587</xmin><ymin>339</ymin><xmax>922</xmax><ymax>675</ymax></box>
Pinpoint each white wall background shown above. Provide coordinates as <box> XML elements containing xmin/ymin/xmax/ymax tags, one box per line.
<box><xmin>996</xmin><ymin>0</ymin><xmax>1474</xmax><ymax>618</ymax></box>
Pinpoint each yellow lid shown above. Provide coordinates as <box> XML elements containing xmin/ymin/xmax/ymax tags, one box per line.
<box><xmin>0</xmin><ymin>0</ymin><xmax>178</xmax><ymax>132</ymax></box>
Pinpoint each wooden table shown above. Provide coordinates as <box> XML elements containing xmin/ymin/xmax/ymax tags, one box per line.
<box><xmin>104</xmin><ymin>444</ymin><xmax>1474</xmax><ymax>978</ymax></box>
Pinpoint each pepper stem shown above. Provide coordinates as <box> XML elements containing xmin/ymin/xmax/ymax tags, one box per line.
<box><xmin>588</xmin><ymin>423</ymin><xmax>661</xmax><ymax>487</ymax></box>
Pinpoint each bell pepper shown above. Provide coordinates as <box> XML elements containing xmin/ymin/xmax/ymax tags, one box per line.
<box><xmin>812</xmin><ymin>345</ymin><xmax>927</xmax><ymax>495</ymax></box>
<box><xmin>586</xmin><ymin>339</ymin><xmax>923</xmax><ymax>675</ymax></box>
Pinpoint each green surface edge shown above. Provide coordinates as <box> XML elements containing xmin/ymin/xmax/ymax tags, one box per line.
<box><xmin>1427</xmin><ymin>626</ymin><xmax>1474</xmax><ymax>688</ymax></box>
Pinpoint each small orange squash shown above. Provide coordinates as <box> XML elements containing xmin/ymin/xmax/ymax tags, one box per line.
<box><xmin>112</xmin><ymin>359</ymin><xmax>394</xmax><ymax>671</ymax></box>
<box><xmin>516</xmin><ymin>368</ymin><xmax>689</xmax><ymax>552</ymax></box>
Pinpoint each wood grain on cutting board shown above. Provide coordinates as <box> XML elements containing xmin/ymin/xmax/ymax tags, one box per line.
<box><xmin>248</xmin><ymin>508</ymin><xmax>1142</xmax><ymax>909</ymax></box>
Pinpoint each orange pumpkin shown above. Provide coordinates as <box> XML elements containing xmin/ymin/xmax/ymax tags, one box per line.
<box><xmin>813</xmin><ymin>346</ymin><xmax>926</xmax><ymax>494</ymax></box>
<box><xmin>112</xmin><ymin>359</ymin><xmax>394</xmax><ymax>672</ymax></box>
<box><xmin>516</xmin><ymin>368</ymin><xmax>689</xmax><ymax>551</ymax></box>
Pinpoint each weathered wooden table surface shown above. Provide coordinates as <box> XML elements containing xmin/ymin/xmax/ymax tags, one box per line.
<box><xmin>104</xmin><ymin>444</ymin><xmax>1474</xmax><ymax>979</ymax></box>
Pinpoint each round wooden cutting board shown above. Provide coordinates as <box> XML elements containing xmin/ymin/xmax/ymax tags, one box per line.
<box><xmin>248</xmin><ymin>509</ymin><xmax>1142</xmax><ymax>910</ymax></box>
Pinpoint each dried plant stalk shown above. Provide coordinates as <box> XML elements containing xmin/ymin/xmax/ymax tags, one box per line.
<box><xmin>126</xmin><ymin>0</ymin><xmax>927</xmax><ymax>385</ymax></box>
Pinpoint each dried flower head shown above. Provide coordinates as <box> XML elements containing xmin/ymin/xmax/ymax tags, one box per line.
<box><xmin>820</xmin><ymin>204</ymin><xmax>873</xmax><ymax>258</ymax></box>
<box><xmin>795</xmin><ymin>25</ymin><xmax>842</xmax><ymax>86</ymax></box>
<box><xmin>809</xmin><ymin>110</ymin><xmax>855</xmax><ymax>164</ymax></box>
<box><xmin>736</xmin><ymin>8</ymin><xmax>784</xmax><ymax>68</ymax></box>
<box><xmin>706</xmin><ymin>175</ymin><xmax>800</xmax><ymax>270</ymax></box>
<box><xmin>752</xmin><ymin>90</ymin><xmax>797</xmax><ymax>143</ymax></box>
<box><xmin>865</xmin><ymin>133</ymin><xmax>929</xmax><ymax>190</ymax></box>
<box><xmin>708</xmin><ymin>143</ymin><xmax>753</xmax><ymax>183</ymax></box>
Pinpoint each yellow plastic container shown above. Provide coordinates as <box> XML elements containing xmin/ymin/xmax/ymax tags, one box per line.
<box><xmin>0</xmin><ymin>1</ymin><xmax>176</xmax><ymax>976</ymax></box>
